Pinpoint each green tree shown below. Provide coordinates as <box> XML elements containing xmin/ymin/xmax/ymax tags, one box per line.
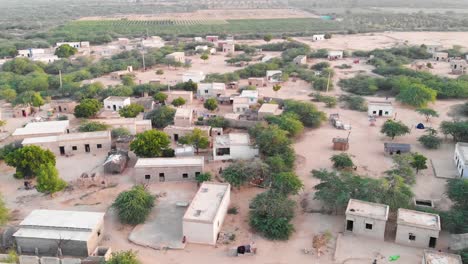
<box><xmin>171</xmin><ymin>97</ymin><xmax>186</xmax><ymax>107</ymax></box>
<box><xmin>283</xmin><ymin>100</ymin><xmax>326</xmax><ymax>128</ymax></box>
<box><xmin>195</xmin><ymin>172</ymin><xmax>212</xmax><ymax>184</ymax></box>
<box><xmin>0</xmin><ymin>194</ymin><xmax>9</xmax><ymax>226</ymax></box>
<box><xmin>0</xmin><ymin>88</ymin><xmax>17</xmax><ymax>102</ymax></box>
<box><xmin>272</xmin><ymin>84</ymin><xmax>281</xmax><ymax>95</ymax></box>
<box><xmin>416</xmin><ymin>108</ymin><xmax>439</xmax><ymax>122</ymax></box>
<box><xmin>396</xmin><ymin>84</ymin><xmax>437</xmax><ymax>107</ymax></box>
<box><xmin>265</xmin><ymin>113</ymin><xmax>304</xmax><ymax>137</ymax></box>
<box><xmin>35</xmin><ymin>163</ymin><xmax>67</xmax><ymax>194</ymax></box>
<box><xmin>206</xmin><ymin>116</ymin><xmax>228</xmax><ymax>128</ymax></box>
<box><xmin>313</xmin><ymin>77</ymin><xmax>332</xmax><ymax>91</ymax></box>
<box><xmin>106</xmin><ymin>250</ymin><xmax>141</xmax><ymax>264</ymax></box>
<box><xmin>381</xmin><ymin>175</ymin><xmax>414</xmax><ymax>210</ymax></box>
<box><xmin>263</xmin><ymin>34</ymin><xmax>273</xmax><ymax>42</ymax></box>
<box><xmin>121</xmin><ymin>75</ymin><xmax>135</xmax><ymax>86</ymax></box>
<box><xmin>200</xmin><ymin>53</ymin><xmax>209</xmax><ymax>63</ymax></box>
<box><xmin>204</xmin><ymin>98</ymin><xmax>218</xmax><ymax>111</ymax></box>
<box><xmin>447</xmin><ymin>178</ymin><xmax>468</xmax><ymax>210</ymax></box>
<box><xmin>254</xmin><ymin>125</ymin><xmax>291</xmax><ymax>156</ymax></box>
<box><xmin>418</xmin><ymin>131</ymin><xmax>441</xmax><ymax>149</ymax></box>
<box><xmin>249</xmin><ymin>191</ymin><xmax>295</xmax><ymax>240</ymax></box>
<box><xmin>271</xmin><ymin>172</ymin><xmax>303</xmax><ymax>195</ymax></box>
<box><xmin>78</xmin><ymin>121</ymin><xmax>109</xmax><ymax>132</ymax></box>
<box><xmin>387</xmin><ymin>153</ymin><xmax>416</xmax><ymax>185</ymax></box>
<box><xmin>410</xmin><ymin>153</ymin><xmax>428</xmax><ymax>174</ymax></box>
<box><xmin>440</xmin><ymin>121</ymin><xmax>468</xmax><ymax>142</ymax></box>
<box><xmin>113</xmin><ymin>186</ymin><xmax>155</xmax><ymax>225</ymax></box>
<box><xmin>31</xmin><ymin>92</ymin><xmax>44</xmax><ymax>109</ymax></box>
<box><xmin>74</xmin><ymin>99</ymin><xmax>102</xmax><ymax>118</ymax></box>
<box><xmin>111</xmin><ymin>128</ymin><xmax>131</xmax><ymax>138</ymax></box>
<box><xmin>0</xmin><ymin>120</ymin><xmax>6</xmax><ymax>132</ymax></box>
<box><xmin>330</xmin><ymin>153</ymin><xmax>354</xmax><ymax>170</ymax></box>
<box><xmin>5</xmin><ymin>146</ymin><xmax>56</xmax><ymax>179</ymax></box>
<box><xmin>145</xmin><ymin>106</ymin><xmax>176</xmax><ymax>128</ymax></box>
<box><xmin>153</xmin><ymin>92</ymin><xmax>168</xmax><ymax>103</ymax></box>
<box><xmin>119</xmin><ymin>103</ymin><xmax>144</xmax><ymax>118</ymax></box>
<box><xmin>222</xmin><ymin>160</ymin><xmax>269</xmax><ymax>188</ymax></box>
<box><xmin>54</xmin><ymin>44</ymin><xmax>78</xmax><ymax>58</ymax></box>
<box><xmin>178</xmin><ymin>128</ymin><xmax>209</xmax><ymax>153</ymax></box>
<box><xmin>130</xmin><ymin>130</ymin><xmax>171</xmax><ymax>157</ymax></box>
<box><xmin>380</xmin><ymin>119</ymin><xmax>410</xmax><ymax>139</ymax></box>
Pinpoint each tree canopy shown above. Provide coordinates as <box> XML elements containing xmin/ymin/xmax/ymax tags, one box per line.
<box><xmin>265</xmin><ymin>113</ymin><xmax>304</xmax><ymax>137</ymax></box>
<box><xmin>119</xmin><ymin>103</ymin><xmax>144</xmax><ymax>118</ymax></box>
<box><xmin>222</xmin><ymin>160</ymin><xmax>269</xmax><ymax>188</ymax></box>
<box><xmin>130</xmin><ymin>130</ymin><xmax>171</xmax><ymax>158</ymax></box>
<box><xmin>396</xmin><ymin>84</ymin><xmax>437</xmax><ymax>107</ymax></box>
<box><xmin>416</xmin><ymin>108</ymin><xmax>439</xmax><ymax>122</ymax></box>
<box><xmin>271</xmin><ymin>172</ymin><xmax>303</xmax><ymax>195</ymax></box>
<box><xmin>171</xmin><ymin>97</ymin><xmax>186</xmax><ymax>107</ymax></box>
<box><xmin>106</xmin><ymin>250</ymin><xmax>141</xmax><ymax>264</ymax></box>
<box><xmin>145</xmin><ymin>106</ymin><xmax>176</xmax><ymax>128</ymax></box>
<box><xmin>74</xmin><ymin>98</ymin><xmax>102</xmax><ymax>118</ymax></box>
<box><xmin>5</xmin><ymin>145</ymin><xmax>56</xmax><ymax>179</ymax></box>
<box><xmin>35</xmin><ymin>163</ymin><xmax>67</xmax><ymax>194</ymax></box>
<box><xmin>55</xmin><ymin>44</ymin><xmax>78</xmax><ymax>58</ymax></box>
<box><xmin>204</xmin><ymin>98</ymin><xmax>218</xmax><ymax>111</ymax></box>
<box><xmin>178</xmin><ymin>128</ymin><xmax>209</xmax><ymax>153</ymax></box>
<box><xmin>440</xmin><ymin>121</ymin><xmax>468</xmax><ymax>142</ymax></box>
<box><xmin>410</xmin><ymin>153</ymin><xmax>428</xmax><ymax>173</ymax></box>
<box><xmin>113</xmin><ymin>186</ymin><xmax>155</xmax><ymax>225</ymax></box>
<box><xmin>78</xmin><ymin>121</ymin><xmax>109</xmax><ymax>132</ymax></box>
<box><xmin>283</xmin><ymin>100</ymin><xmax>326</xmax><ymax>128</ymax></box>
<box><xmin>380</xmin><ymin>119</ymin><xmax>410</xmax><ymax>139</ymax></box>
<box><xmin>330</xmin><ymin>153</ymin><xmax>354</xmax><ymax>170</ymax></box>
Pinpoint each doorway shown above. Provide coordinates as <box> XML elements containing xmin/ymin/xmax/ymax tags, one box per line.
<box><xmin>58</xmin><ymin>106</ymin><xmax>62</xmax><ymax>112</ymax></box>
<box><xmin>378</xmin><ymin>110</ymin><xmax>383</xmax><ymax>116</ymax></box>
<box><xmin>59</xmin><ymin>146</ymin><xmax>65</xmax><ymax>155</ymax></box>
<box><xmin>85</xmin><ymin>144</ymin><xmax>90</xmax><ymax>153</ymax></box>
<box><xmin>22</xmin><ymin>110</ymin><xmax>26</xmax><ymax>117</ymax></box>
<box><xmin>113</xmin><ymin>105</ymin><xmax>117</xmax><ymax>111</ymax></box>
<box><xmin>174</xmin><ymin>134</ymin><xmax>179</xmax><ymax>141</ymax></box>
<box><xmin>429</xmin><ymin>237</ymin><xmax>437</xmax><ymax>248</ymax></box>
<box><xmin>159</xmin><ymin>173</ymin><xmax>165</xmax><ymax>182</ymax></box>
<box><xmin>346</xmin><ymin>220</ymin><xmax>354</xmax><ymax>231</ymax></box>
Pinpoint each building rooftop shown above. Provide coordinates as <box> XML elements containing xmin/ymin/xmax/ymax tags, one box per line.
<box><xmin>258</xmin><ymin>103</ymin><xmax>280</xmax><ymax>114</ymax></box>
<box><xmin>166</xmin><ymin>52</ymin><xmax>185</xmax><ymax>57</ymax></box>
<box><xmin>183</xmin><ymin>182</ymin><xmax>230</xmax><ymax>223</ymax></box>
<box><xmin>91</xmin><ymin>118</ymin><xmax>136</xmax><ymax>125</ymax></box>
<box><xmin>165</xmin><ymin>90</ymin><xmax>193</xmax><ymax>96</ymax></box>
<box><xmin>215</xmin><ymin>133</ymin><xmax>251</xmax><ymax>147</ymax></box>
<box><xmin>423</xmin><ymin>250</ymin><xmax>462</xmax><ymax>264</ymax></box>
<box><xmin>183</xmin><ymin>71</ymin><xmax>204</xmax><ymax>76</ymax></box>
<box><xmin>22</xmin><ymin>131</ymin><xmax>110</xmax><ymax>145</ymax></box>
<box><xmin>13</xmin><ymin>120</ymin><xmax>69</xmax><ymax>137</ymax></box>
<box><xmin>368</xmin><ymin>101</ymin><xmax>393</xmax><ymax>106</ymax></box>
<box><xmin>329</xmin><ymin>50</ymin><xmax>344</xmax><ymax>54</ymax></box>
<box><xmin>397</xmin><ymin>208</ymin><xmax>441</xmax><ymax>231</ymax></box>
<box><xmin>135</xmin><ymin>157</ymin><xmax>204</xmax><ymax>168</ymax></box>
<box><xmin>233</xmin><ymin>96</ymin><xmax>250</xmax><ymax>104</ymax></box>
<box><xmin>164</xmin><ymin>125</ymin><xmax>211</xmax><ymax>132</ymax></box>
<box><xmin>175</xmin><ymin>108</ymin><xmax>192</xmax><ymax>118</ymax></box>
<box><xmin>455</xmin><ymin>142</ymin><xmax>468</xmax><ymax>164</ymax></box>
<box><xmin>13</xmin><ymin>228</ymin><xmax>92</xmax><ymax>242</ymax></box>
<box><xmin>103</xmin><ymin>96</ymin><xmax>130</xmax><ymax>102</ymax></box>
<box><xmin>346</xmin><ymin>199</ymin><xmax>389</xmax><ymax>221</ymax></box>
<box><xmin>266</xmin><ymin>70</ymin><xmax>282</xmax><ymax>76</ymax></box>
<box><xmin>199</xmin><ymin>83</ymin><xmax>226</xmax><ymax>91</ymax></box>
<box><xmin>18</xmin><ymin>209</ymin><xmax>104</xmax><ymax>230</ymax></box>
<box><xmin>240</xmin><ymin>90</ymin><xmax>259</xmax><ymax>98</ymax></box>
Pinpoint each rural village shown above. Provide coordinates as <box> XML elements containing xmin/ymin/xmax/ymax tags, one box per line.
<box><xmin>0</xmin><ymin>4</ymin><xmax>467</xmax><ymax>264</ymax></box>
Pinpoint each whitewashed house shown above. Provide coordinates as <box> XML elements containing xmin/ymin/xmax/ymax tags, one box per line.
<box><xmin>368</xmin><ymin>101</ymin><xmax>393</xmax><ymax>117</ymax></box>
<box><xmin>197</xmin><ymin>83</ymin><xmax>226</xmax><ymax>99</ymax></box>
<box><xmin>183</xmin><ymin>71</ymin><xmax>205</xmax><ymax>83</ymax></box>
<box><xmin>103</xmin><ymin>96</ymin><xmax>131</xmax><ymax>111</ymax></box>
<box><xmin>454</xmin><ymin>142</ymin><xmax>468</xmax><ymax>178</ymax></box>
<box><xmin>312</xmin><ymin>34</ymin><xmax>325</xmax><ymax>41</ymax></box>
<box><xmin>213</xmin><ymin>133</ymin><xmax>259</xmax><ymax>161</ymax></box>
<box><xmin>240</xmin><ymin>90</ymin><xmax>259</xmax><ymax>105</ymax></box>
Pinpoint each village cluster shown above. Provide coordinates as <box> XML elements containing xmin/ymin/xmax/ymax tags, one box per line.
<box><xmin>0</xmin><ymin>29</ymin><xmax>467</xmax><ymax>264</ymax></box>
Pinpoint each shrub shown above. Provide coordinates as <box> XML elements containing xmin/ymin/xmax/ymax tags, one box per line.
<box><xmin>107</xmin><ymin>250</ymin><xmax>141</xmax><ymax>264</ymax></box>
<box><xmin>206</xmin><ymin>116</ymin><xmax>229</xmax><ymax>128</ymax></box>
<box><xmin>78</xmin><ymin>121</ymin><xmax>109</xmax><ymax>132</ymax></box>
<box><xmin>130</xmin><ymin>130</ymin><xmax>171</xmax><ymax>158</ymax></box>
<box><xmin>113</xmin><ymin>186</ymin><xmax>155</xmax><ymax>225</ymax></box>
<box><xmin>111</xmin><ymin>128</ymin><xmax>131</xmax><ymax>138</ymax></box>
<box><xmin>156</xmin><ymin>69</ymin><xmax>164</xmax><ymax>75</ymax></box>
<box><xmin>331</xmin><ymin>153</ymin><xmax>354</xmax><ymax>170</ymax></box>
<box><xmin>74</xmin><ymin>99</ymin><xmax>102</xmax><ymax>118</ymax></box>
<box><xmin>418</xmin><ymin>134</ymin><xmax>441</xmax><ymax>149</ymax></box>
<box><xmin>339</xmin><ymin>95</ymin><xmax>368</xmax><ymax>111</ymax></box>
<box><xmin>271</xmin><ymin>172</ymin><xmax>303</xmax><ymax>195</ymax></box>
<box><xmin>283</xmin><ymin>100</ymin><xmax>326</xmax><ymax>128</ymax></box>
<box><xmin>227</xmin><ymin>206</ymin><xmax>239</xmax><ymax>215</ymax></box>
<box><xmin>119</xmin><ymin>103</ymin><xmax>144</xmax><ymax>118</ymax></box>
<box><xmin>204</xmin><ymin>98</ymin><xmax>218</xmax><ymax>111</ymax></box>
<box><xmin>311</xmin><ymin>62</ymin><xmax>331</xmax><ymax>71</ymax></box>
<box><xmin>145</xmin><ymin>106</ymin><xmax>176</xmax><ymax>128</ymax></box>
<box><xmin>195</xmin><ymin>172</ymin><xmax>211</xmax><ymax>184</ymax></box>
<box><xmin>171</xmin><ymin>97</ymin><xmax>186</xmax><ymax>107</ymax></box>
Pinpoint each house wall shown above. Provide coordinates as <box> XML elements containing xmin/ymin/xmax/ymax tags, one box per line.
<box><xmin>135</xmin><ymin>122</ymin><xmax>152</xmax><ymax>134</ymax></box>
<box><xmin>248</xmin><ymin>78</ymin><xmax>265</xmax><ymax>87</ymax></box>
<box><xmin>163</xmin><ymin>126</ymin><xmax>209</xmax><ymax>141</ymax></box>
<box><xmin>368</xmin><ymin>105</ymin><xmax>393</xmax><ymax>117</ymax></box>
<box><xmin>233</xmin><ymin>102</ymin><xmax>249</xmax><ymax>113</ymax></box>
<box><xmin>313</xmin><ymin>35</ymin><xmax>325</xmax><ymax>41</ymax></box>
<box><xmin>16</xmin><ymin>237</ymin><xmax>88</xmax><ymax>257</ymax></box>
<box><xmin>86</xmin><ymin>219</ymin><xmax>104</xmax><ymax>256</ymax></box>
<box><xmin>174</xmin><ymin>112</ymin><xmax>193</xmax><ymax>127</ymax></box>
<box><xmin>213</xmin><ymin>145</ymin><xmax>259</xmax><ymax>161</ymax></box>
<box><xmin>182</xmin><ymin>74</ymin><xmax>205</xmax><ymax>83</ymax></box>
<box><xmin>197</xmin><ymin>85</ymin><xmax>225</xmax><ymax>98</ymax></box>
<box><xmin>134</xmin><ymin>164</ymin><xmax>204</xmax><ymax>183</ymax></box>
<box><xmin>454</xmin><ymin>148</ymin><xmax>468</xmax><ymax>178</ymax></box>
<box><xmin>14</xmin><ymin>132</ymin><xmax>67</xmax><ymax>141</ymax></box>
<box><xmin>395</xmin><ymin>224</ymin><xmax>439</xmax><ymax>248</ymax></box>
<box><xmin>24</xmin><ymin>136</ymin><xmax>111</xmax><ymax>156</ymax></box>
<box><xmin>165</xmin><ymin>92</ymin><xmax>193</xmax><ymax>104</ymax></box>
<box><xmin>51</xmin><ymin>102</ymin><xmax>77</xmax><ymax>114</ymax></box>
<box><xmin>345</xmin><ymin>215</ymin><xmax>386</xmax><ymax>240</ymax></box>
<box><xmin>103</xmin><ymin>99</ymin><xmax>130</xmax><ymax>111</ymax></box>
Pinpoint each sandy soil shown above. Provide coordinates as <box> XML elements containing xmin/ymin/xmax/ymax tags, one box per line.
<box><xmin>78</xmin><ymin>9</ymin><xmax>317</xmax><ymax>21</ymax></box>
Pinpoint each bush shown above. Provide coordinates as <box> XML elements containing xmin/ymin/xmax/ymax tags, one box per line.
<box><xmin>249</xmin><ymin>191</ymin><xmax>295</xmax><ymax>240</ymax></box>
<box><xmin>130</xmin><ymin>130</ymin><xmax>171</xmax><ymax>158</ymax></box>
<box><xmin>204</xmin><ymin>98</ymin><xmax>218</xmax><ymax>111</ymax></box>
<box><xmin>381</xmin><ymin>120</ymin><xmax>410</xmax><ymax>139</ymax></box>
<box><xmin>153</xmin><ymin>92</ymin><xmax>168</xmax><ymax>103</ymax></box>
<box><xmin>338</xmin><ymin>75</ymin><xmax>379</xmax><ymax>95</ymax></box>
<box><xmin>74</xmin><ymin>99</ymin><xmax>102</xmax><ymax>118</ymax></box>
<box><xmin>145</xmin><ymin>106</ymin><xmax>176</xmax><ymax>128</ymax></box>
<box><xmin>119</xmin><ymin>103</ymin><xmax>144</xmax><ymax>118</ymax></box>
<box><xmin>227</xmin><ymin>206</ymin><xmax>239</xmax><ymax>215</ymax></box>
<box><xmin>330</xmin><ymin>153</ymin><xmax>354</xmax><ymax>170</ymax></box>
<box><xmin>156</xmin><ymin>69</ymin><xmax>164</xmax><ymax>75</ymax></box>
<box><xmin>271</xmin><ymin>172</ymin><xmax>303</xmax><ymax>195</ymax></box>
<box><xmin>195</xmin><ymin>172</ymin><xmax>211</xmax><ymax>184</ymax></box>
<box><xmin>311</xmin><ymin>62</ymin><xmax>331</xmax><ymax>71</ymax></box>
<box><xmin>339</xmin><ymin>95</ymin><xmax>368</xmax><ymax>111</ymax></box>
<box><xmin>171</xmin><ymin>97</ymin><xmax>186</xmax><ymax>107</ymax></box>
<box><xmin>418</xmin><ymin>134</ymin><xmax>441</xmax><ymax>149</ymax></box>
<box><xmin>0</xmin><ymin>194</ymin><xmax>9</xmax><ymax>226</ymax></box>
<box><xmin>35</xmin><ymin>163</ymin><xmax>67</xmax><ymax>194</ymax></box>
<box><xmin>265</xmin><ymin>113</ymin><xmax>304</xmax><ymax>137</ymax></box>
<box><xmin>314</xmin><ymin>93</ymin><xmax>337</xmax><ymax>108</ymax></box>
<box><xmin>440</xmin><ymin>121</ymin><xmax>468</xmax><ymax>142</ymax></box>
<box><xmin>78</xmin><ymin>121</ymin><xmax>109</xmax><ymax>132</ymax></box>
<box><xmin>396</xmin><ymin>84</ymin><xmax>437</xmax><ymax>107</ymax></box>
<box><xmin>206</xmin><ymin>116</ymin><xmax>229</xmax><ymax>128</ymax></box>
<box><xmin>0</xmin><ymin>141</ymin><xmax>22</xmax><ymax>160</ymax></box>
<box><xmin>111</xmin><ymin>128</ymin><xmax>131</xmax><ymax>138</ymax></box>
<box><xmin>107</xmin><ymin>250</ymin><xmax>141</xmax><ymax>264</ymax></box>
<box><xmin>283</xmin><ymin>100</ymin><xmax>326</xmax><ymax>128</ymax></box>
<box><xmin>113</xmin><ymin>186</ymin><xmax>155</xmax><ymax>225</ymax></box>
<box><xmin>222</xmin><ymin>160</ymin><xmax>270</xmax><ymax>188</ymax></box>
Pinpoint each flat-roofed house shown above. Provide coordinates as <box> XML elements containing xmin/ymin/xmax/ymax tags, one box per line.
<box><xmin>205</xmin><ymin>36</ymin><xmax>219</xmax><ymax>43</ymax></box>
<box><xmin>248</xmin><ymin>78</ymin><xmax>265</xmax><ymax>87</ymax></box>
<box><xmin>432</xmin><ymin>52</ymin><xmax>448</xmax><ymax>61</ymax></box>
<box><xmin>232</xmin><ymin>97</ymin><xmax>250</xmax><ymax>114</ymax></box>
<box><xmin>422</xmin><ymin>250</ymin><xmax>462</xmax><ymax>264</ymax></box>
<box><xmin>257</xmin><ymin>103</ymin><xmax>282</xmax><ymax>120</ymax></box>
<box><xmin>450</xmin><ymin>60</ymin><xmax>467</xmax><ymax>74</ymax></box>
<box><xmin>90</xmin><ymin>118</ymin><xmax>152</xmax><ymax>135</ymax></box>
<box><xmin>240</xmin><ymin>90</ymin><xmax>258</xmax><ymax>105</ymax></box>
<box><xmin>182</xmin><ymin>71</ymin><xmax>205</xmax><ymax>83</ymax></box>
<box><xmin>222</xmin><ymin>43</ymin><xmax>235</xmax><ymax>53</ymax></box>
<box><xmin>163</xmin><ymin>125</ymin><xmax>211</xmax><ymax>142</ymax></box>
<box><xmin>134</xmin><ymin>157</ymin><xmax>204</xmax><ymax>183</ymax></box>
<box><xmin>50</xmin><ymin>99</ymin><xmax>78</xmax><ymax>114</ymax></box>
<box><xmin>384</xmin><ymin>143</ymin><xmax>411</xmax><ymax>155</ymax></box>
<box><xmin>368</xmin><ymin>101</ymin><xmax>393</xmax><ymax>117</ymax></box>
<box><xmin>141</xmin><ymin>36</ymin><xmax>164</xmax><ymax>48</ymax></box>
<box><xmin>13</xmin><ymin>120</ymin><xmax>70</xmax><ymax>140</ymax></box>
<box><xmin>454</xmin><ymin>142</ymin><xmax>468</xmax><ymax>178</ymax></box>
<box><xmin>312</xmin><ymin>34</ymin><xmax>325</xmax><ymax>41</ymax></box>
<box><xmin>345</xmin><ymin>199</ymin><xmax>389</xmax><ymax>240</ymax></box>
<box><xmin>22</xmin><ymin>131</ymin><xmax>111</xmax><ymax>156</ymax></box>
<box><xmin>426</xmin><ymin>44</ymin><xmax>442</xmax><ymax>54</ymax></box>
<box><xmin>183</xmin><ymin>182</ymin><xmax>230</xmax><ymax>245</ymax></box>
<box><xmin>103</xmin><ymin>96</ymin><xmax>131</xmax><ymax>112</ymax></box>
<box><xmin>266</xmin><ymin>70</ymin><xmax>282</xmax><ymax>83</ymax></box>
<box><xmin>165</xmin><ymin>91</ymin><xmax>193</xmax><ymax>104</ymax></box>
<box><xmin>13</xmin><ymin>209</ymin><xmax>105</xmax><ymax>257</ymax></box>
<box><xmin>213</xmin><ymin>133</ymin><xmax>259</xmax><ymax>161</ymax></box>
<box><xmin>395</xmin><ymin>208</ymin><xmax>441</xmax><ymax>248</ymax></box>
<box><xmin>165</xmin><ymin>52</ymin><xmax>185</xmax><ymax>63</ymax></box>
<box><xmin>293</xmin><ymin>55</ymin><xmax>307</xmax><ymax>65</ymax></box>
<box><xmin>328</xmin><ymin>50</ymin><xmax>344</xmax><ymax>60</ymax></box>
<box><xmin>197</xmin><ymin>83</ymin><xmax>226</xmax><ymax>99</ymax></box>
<box><xmin>174</xmin><ymin>108</ymin><xmax>193</xmax><ymax>127</ymax></box>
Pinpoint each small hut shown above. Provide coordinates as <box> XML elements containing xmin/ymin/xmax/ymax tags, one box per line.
<box><xmin>332</xmin><ymin>137</ymin><xmax>349</xmax><ymax>151</ymax></box>
<box><xmin>384</xmin><ymin>143</ymin><xmax>411</xmax><ymax>155</ymax></box>
<box><xmin>103</xmin><ymin>150</ymin><xmax>129</xmax><ymax>174</ymax></box>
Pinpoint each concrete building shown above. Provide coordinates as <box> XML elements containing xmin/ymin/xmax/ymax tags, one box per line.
<box><xmin>22</xmin><ymin>131</ymin><xmax>111</xmax><ymax>156</ymax></box>
<box><xmin>454</xmin><ymin>142</ymin><xmax>468</xmax><ymax>178</ymax></box>
<box><xmin>183</xmin><ymin>182</ymin><xmax>230</xmax><ymax>245</ymax></box>
<box><xmin>182</xmin><ymin>71</ymin><xmax>205</xmax><ymax>83</ymax></box>
<box><xmin>293</xmin><ymin>55</ymin><xmax>307</xmax><ymax>65</ymax></box>
<box><xmin>232</xmin><ymin>97</ymin><xmax>250</xmax><ymax>114</ymax></box>
<box><xmin>240</xmin><ymin>90</ymin><xmax>259</xmax><ymax>105</ymax></box>
<box><xmin>197</xmin><ymin>83</ymin><xmax>226</xmax><ymax>99</ymax></box>
<box><xmin>368</xmin><ymin>101</ymin><xmax>393</xmax><ymax>117</ymax></box>
<box><xmin>13</xmin><ymin>209</ymin><xmax>105</xmax><ymax>257</ymax></box>
<box><xmin>426</xmin><ymin>44</ymin><xmax>443</xmax><ymax>54</ymax></box>
<box><xmin>141</xmin><ymin>36</ymin><xmax>164</xmax><ymax>48</ymax></box>
<box><xmin>257</xmin><ymin>103</ymin><xmax>282</xmax><ymax>120</ymax></box>
<box><xmin>13</xmin><ymin>104</ymin><xmax>32</xmax><ymax>118</ymax></box>
<box><xmin>13</xmin><ymin>120</ymin><xmax>70</xmax><ymax>139</ymax></box>
<box><xmin>328</xmin><ymin>50</ymin><xmax>344</xmax><ymax>60</ymax></box>
<box><xmin>103</xmin><ymin>96</ymin><xmax>131</xmax><ymax>111</ymax></box>
<box><xmin>432</xmin><ymin>52</ymin><xmax>448</xmax><ymax>61</ymax></box>
<box><xmin>163</xmin><ymin>125</ymin><xmax>211</xmax><ymax>142</ymax></box>
<box><xmin>132</xmin><ymin>97</ymin><xmax>155</xmax><ymax>111</ymax></box>
<box><xmin>222</xmin><ymin>43</ymin><xmax>235</xmax><ymax>53</ymax></box>
<box><xmin>194</xmin><ymin>37</ymin><xmax>203</xmax><ymax>42</ymax></box>
<box><xmin>266</xmin><ymin>70</ymin><xmax>282</xmax><ymax>83</ymax></box>
<box><xmin>30</xmin><ymin>54</ymin><xmax>60</xmax><ymax>64</ymax></box>
<box><xmin>17</xmin><ymin>48</ymin><xmax>45</xmax><ymax>58</ymax></box>
<box><xmin>50</xmin><ymin>99</ymin><xmax>78</xmax><ymax>114</ymax></box>
<box><xmin>248</xmin><ymin>78</ymin><xmax>265</xmax><ymax>87</ymax></box>
<box><xmin>422</xmin><ymin>250</ymin><xmax>462</xmax><ymax>264</ymax></box>
<box><xmin>195</xmin><ymin>45</ymin><xmax>208</xmax><ymax>52</ymax></box>
<box><xmin>56</xmin><ymin>42</ymin><xmax>90</xmax><ymax>49</ymax></box>
<box><xmin>165</xmin><ymin>91</ymin><xmax>193</xmax><ymax>104</ymax></box>
<box><xmin>174</xmin><ymin>108</ymin><xmax>193</xmax><ymax>127</ymax></box>
<box><xmin>450</xmin><ymin>60</ymin><xmax>467</xmax><ymax>74</ymax></box>
<box><xmin>396</xmin><ymin>208</ymin><xmax>441</xmax><ymax>248</ymax></box>
<box><xmin>134</xmin><ymin>157</ymin><xmax>204</xmax><ymax>183</ymax></box>
<box><xmin>384</xmin><ymin>142</ymin><xmax>411</xmax><ymax>155</ymax></box>
<box><xmin>205</xmin><ymin>36</ymin><xmax>219</xmax><ymax>43</ymax></box>
<box><xmin>345</xmin><ymin>199</ymin><xmax>389</xmax><ymax>240</ymax></box>
<box><xmin>90</xmin><ymin>118</ymin><xmax>152</xmax><ymax>135</ymax></box>
<box><xmin>110</xmin><ymin>66</ymin><xmax>134</xmax><ymax>80</ymax></box>
<box><xmin>312</xmin><ymin>34</ymin><xmax>325</xmax><ymax>41</ymax></box>
<box><xmin>165</xmin><ymin>52</ymin><xmax>185</xmax><ymax>63</ymax></box>
<box><xmin>213</xmin><ymin>133</ymin><xmax>259</xmax><ymax>161</ymax></box>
